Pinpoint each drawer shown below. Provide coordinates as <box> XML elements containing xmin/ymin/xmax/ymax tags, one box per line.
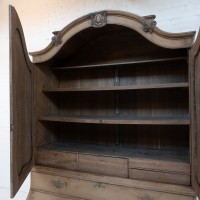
<box><xmin>28</xmin><ymin>190</ymin><xmax>86</xmax><ymax>200</ymax></box>
<box><xmin>129</xmin><ymin>158</ymin><xmax>190</xmax><ymax>174</ymax></box>
<box><xmin>79</xmin><ymin>154</ymin><xmax>128</xmax><ymax>177</ymax></box>
<box><xmin>36</xmin><ymin>149</ymin><xmax>78</xmax><ymax>170</ymax></box>
<box><xmin>31</xmin><ymin>169</ymin><xmax>194</xmax><ymax>200</ymax></box>
<box><xmin>129</xmin><ymin>168</ymin><xmax>190</xmax><ymax>185</ymax></box>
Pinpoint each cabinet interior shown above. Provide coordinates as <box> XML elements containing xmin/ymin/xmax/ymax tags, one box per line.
<box><xmin>34</xmin><ymin>25</ymin><xmax>190</xmax><ymax>185</ymax></box>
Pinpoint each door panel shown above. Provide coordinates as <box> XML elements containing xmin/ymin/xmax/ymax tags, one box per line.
<box><xmin>9</xmin><ymin>5</ymin><xmax>33</xmax><ymax>198</ymax></box>
<box><xmin>190</xmin><ymin>29</ymin><xmax>200</xmax><ymax>198</ymax></box>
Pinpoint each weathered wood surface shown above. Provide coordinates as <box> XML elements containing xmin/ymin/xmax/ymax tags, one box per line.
<box><xmin>27</xmin><ymin>166</ymin><xmax>195</xmax><ymax>200</ymax></box>
<box><xmin>9</xmin><ymin>5</ymin><xmax>34</xmax><ymax>198</ymax></box>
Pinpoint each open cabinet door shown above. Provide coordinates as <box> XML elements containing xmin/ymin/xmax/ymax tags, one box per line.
<box><xmin>190</xmin><ymin>29</ymin><xmax>200</xmax><ymax>199</ymax></box>
<box><xmin>9</xmin><ymin>5</ymin><xmax>34</xmax><ymax>198</ymax></box>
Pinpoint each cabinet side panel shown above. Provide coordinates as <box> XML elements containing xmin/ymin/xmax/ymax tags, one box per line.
<box><xmin>33</xmin><ymin>64</ymin><xmax>60</xmax><ymax>147</ymax></box>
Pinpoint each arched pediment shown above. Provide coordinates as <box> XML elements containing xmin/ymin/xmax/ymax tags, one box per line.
<box><xmin>30</xmin><ymin>10</ymin><xmax>196</xmax><ymax>63</ymax></box>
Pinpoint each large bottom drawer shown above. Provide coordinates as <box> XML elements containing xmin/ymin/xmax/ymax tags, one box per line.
<box><xmin>29</xmin><ymin>166</ymin><xmax>195</xmax><ymax>200</ymax></box>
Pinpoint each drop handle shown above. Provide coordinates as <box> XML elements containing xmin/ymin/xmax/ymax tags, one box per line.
<box><xmin>138</xmin><ymin>194</ymin><xmax>154</xmax><ymax>200</ymax></box>
<box><xmin>94</xmin><ymin>182</ymin><xmax>105</xmax><ymax>189</ymax></box>
<box><xmin>52</xmin><ymin>179</ymin><xmax>67</xmax><ymax>189</ymax></box>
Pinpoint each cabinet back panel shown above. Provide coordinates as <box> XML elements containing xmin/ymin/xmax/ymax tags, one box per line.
<box><xmin>56</xmin><ymin>60</ymin><xmax>188</xmax><ymax>87</ymax></box>
<box><xmin>119</xmin><ymin>61</ymin><xmax>188</xmax><ymax>85</ymax></box>
<box><xmin>59</xmin><ymin>123</ymin><xmax>188</xmax><ymax>151</ymax></box>
<box><xmin>59</xmin><ymin>68</ymin><xmax>114</xmax><ymax>87</ymax></box>
<box><xmin>120</xmin><ymin>125</ymin><xmax>189</xmax><ymax>150</ymax></box>
<box><xmin>60</xmin><ymin>123</ymin><xmax>116</xmax><ymax>145</ymax></box>
<box><xmin>119</xmin><ymin>89</ymin><xmax>189</xmax><ymax>118</ymax></box>
<box><xmin>60</xmin><ymin>92</ymin><xmax>115</xmax><ymax>116</ymax></box>
<box><xmin>59</xmin><ymin>89</ymin><xmax>188</xmax><ymax>118</ymax></box>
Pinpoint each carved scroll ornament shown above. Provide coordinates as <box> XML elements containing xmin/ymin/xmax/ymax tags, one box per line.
<box><xmin>143</xmin><ymin>15</ymin><xmax>157</xmax><ymax>33</ymax></box>
<box><xmin>91</xmin><ymin>11</ymin><xmax>107</xmax><ymax>28</ymax></box>
<box><xmin>51</xmin><ymin>31</ymin><xmax>62</xmax><ymax>46</ymax></box>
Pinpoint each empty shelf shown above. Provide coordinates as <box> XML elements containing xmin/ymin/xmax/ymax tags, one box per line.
<box><xmin>43</xmin><ymin>82</ymin><xmax>189</xmax><ymax>93</ymax></box>
<box><xmin>52</xmin><ymin>57</ymin><xmax>187</xmax><ymax>70</ymax></box>
<box><xmin>38</xmin><ymin>115</ymin><xmax>190</xmax><ymax>125</ymax></box>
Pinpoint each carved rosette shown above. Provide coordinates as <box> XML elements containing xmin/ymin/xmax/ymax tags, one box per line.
<box><xmin>51</xmin><ymin>31</ymin><xmax>62</xmax><ymax>46</ymax></box>
<box><xmin>91</xmin><ymin>11</ymin><xmax>107</xmax><ymax>28</ymax></box>
<box><xmin>143</xmin><ymin>15</ymin><xmax>157</xmax><ymax>33</ymax></box>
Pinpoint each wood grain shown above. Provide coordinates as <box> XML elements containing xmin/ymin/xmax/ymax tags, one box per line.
<box><xmin>129</xmin><ymin>158</ymin><xmax>190</xmax><ymax>174</ymax></box>
<box><xmin>27</xmin><ymin>190</ymin><xmax>87</xmax><ymax>200</ymax></box>
<box><xmin>79</xmin><ymin>154</ymin><xmax>128</xmax><ymax>178</ymax></box>
<box><xmin>29</xmin><ymin>166</ymin><xmax>195</xmax><ymax>200</ymax></box>
<box><xmin>43</xmin><ymin>82</ymin><xmax>189</xmax><ymax>92</ymax></box>
<box><xmin>129</xmin><ymin>168</ymin><xmax>190</xmax><ymax>185</ymax></box>
<box><xmin>9</xmin><ymin>6</ymin><xmax>34</xmax><ymax>198</ymax></box>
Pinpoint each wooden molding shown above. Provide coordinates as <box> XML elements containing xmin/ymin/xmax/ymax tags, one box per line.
<box><xmin>30</xmin><ymin>10</ymin><xmax>196</xmax><ymax>63</ymax></box>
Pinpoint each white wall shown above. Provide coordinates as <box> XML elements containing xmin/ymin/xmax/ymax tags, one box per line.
<box><xmin>0</xmin><ymin>0</ymin><xmax>200</xmax><ymax>199</ymax></box>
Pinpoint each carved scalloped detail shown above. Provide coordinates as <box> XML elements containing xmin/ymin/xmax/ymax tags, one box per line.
<box><xmin>30</xmin><ymin>10</ymin><xmax>196</xmax><ymax>63</ymax></box>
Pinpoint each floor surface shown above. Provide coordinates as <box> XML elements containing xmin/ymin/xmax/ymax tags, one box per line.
<box><xmin>0</xmin><ymin>187</ymin><xmax>28</xmax><ymax>200</ymax></box>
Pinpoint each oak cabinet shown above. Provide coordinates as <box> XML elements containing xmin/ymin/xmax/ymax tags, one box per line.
<box><xmin>10</xmin><ymin>5</ymin><xmax>200</xmax><ymax>200</ymax></box>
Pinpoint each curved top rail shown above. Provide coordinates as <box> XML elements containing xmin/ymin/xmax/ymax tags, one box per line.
<box><xmin>30</xmin><ymin>10</ymin><xmax>196</xmax><ymax>63</ymax></box>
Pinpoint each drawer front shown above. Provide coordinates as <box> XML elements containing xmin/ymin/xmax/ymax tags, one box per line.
<box><xmin>79</xmin><ymin>154</ymin><xmax>128</xmax><ymax>177</ymax></box>
<box><xmin>36</xmin><ymin>150</ymin><xmax>78</xmax><ymax>170</ymax></box>
<box><xmin>31</xmin><ymin>172</ymin><xmax>193</xmax><ymax>200</ymax></box>
<box><xmin>28</xmin><ymin>190</ymin><xmax>86</xmax><ymax>200</ymax></box>
<box><xmin>129</xmin><ymin>168</ymin><xmax>190</xmax><ymax>186</ymax></box>
<box><xmin>129</xmin><ymin>158</ymin><xmax>190</xmax><ymax>174</ymax></box>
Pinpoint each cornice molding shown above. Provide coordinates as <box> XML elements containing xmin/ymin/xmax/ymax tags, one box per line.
<box><xmin>30</xmin><ymin>10</ymin><xmax>196</xmax><ymax>63</ymax></box>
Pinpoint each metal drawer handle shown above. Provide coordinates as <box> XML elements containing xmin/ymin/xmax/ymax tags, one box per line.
<box><xmin>52</xmin><ymin>179</ymin><xmax>67</xmax><ymax>189</ymax></box>
<box><xmin>138</xmin><ymin>194</ymin><xmax>154</xmax><ymax>200</ymax></box>
<box><xmin>94</xmin><ymin>182</ymin><xmax>105</xmax><ymax>189</ymax></box>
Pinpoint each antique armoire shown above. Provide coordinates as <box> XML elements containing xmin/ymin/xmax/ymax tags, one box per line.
<box><xmin>10</xmin><ymin>5</ymin><xmax>200</xmax><ymax>200</ymax></box>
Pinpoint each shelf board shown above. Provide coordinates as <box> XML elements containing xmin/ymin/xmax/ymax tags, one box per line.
<box><xmin>38</xmin><ymin>115</ymin><xmax>190</xmax><ymax>125</ymax></box>
<box><xmin>52</xmin><ymin>57</ymin><xmax>187</xmax><ymax>71</ymax></box>
<box><xmin>43</xmin><ymin>82</ymin><xmax>189</xmax><ymax>93</ymax></box>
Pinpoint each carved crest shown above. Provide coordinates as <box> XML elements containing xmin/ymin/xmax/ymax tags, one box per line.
<box><xmin>143</xmin><ymin>15</ymin><xmax>157</xmax><ymax>33</ymax></box>
<box><xmin>51</xmin><ymin>31</ymin><xmax>62</xmax><ymax>46</ymax></box>
<box><xmin>91</xmin><ymin>11</ymin><xmax>107</xmax><ymax>28</ymax></box>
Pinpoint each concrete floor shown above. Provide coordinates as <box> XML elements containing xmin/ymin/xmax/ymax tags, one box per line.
<box><xmin>0</xmin><ymin>187</ymin><xmax>28</xmax><ymax>200</ymax></box>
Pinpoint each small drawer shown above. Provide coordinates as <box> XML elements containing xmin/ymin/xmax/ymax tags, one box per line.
<box><xmin>79</xmin><ymin>154</ymin><xmax>128</xmax><ymax>178</ymax></box>
<box><xmin>36</xmin><ymin>149</ymin><xmax>78</xmax><ymax>170</ymax></box>
<box><xmin>129</xmin><ymin>158</ymin><xmax>190</xmax><ymax>174</ymax></box>
<box><xmin>129</xmin><ymin>168</ymin><xmax>190</xmax><ymax>185</ymax></box>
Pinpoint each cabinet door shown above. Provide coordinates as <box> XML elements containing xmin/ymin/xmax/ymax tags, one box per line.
<box><xmin>9</xmin><ymin>6</ymin><xmax>34</xmax><ymax>198</ymax></box>
<box><xmin>190</xmin><ymin>30</ymin><xmax>200</xmax><ymax>198</ymax></box>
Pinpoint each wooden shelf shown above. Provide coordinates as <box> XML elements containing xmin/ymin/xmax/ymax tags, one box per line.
<box><xmin>52</xmin><ymin>57</ymin><xmax>187</xmax><ymax>71</ymax></box>
<box><xmin>43</xmin><ymin>82</ymin><xmax>189</xmax><ymax>93</ymax></box>
<box><xmin>38</xmin><ymin>115</ymin><xmax>190</xmax><ymax>125</ymax></box>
